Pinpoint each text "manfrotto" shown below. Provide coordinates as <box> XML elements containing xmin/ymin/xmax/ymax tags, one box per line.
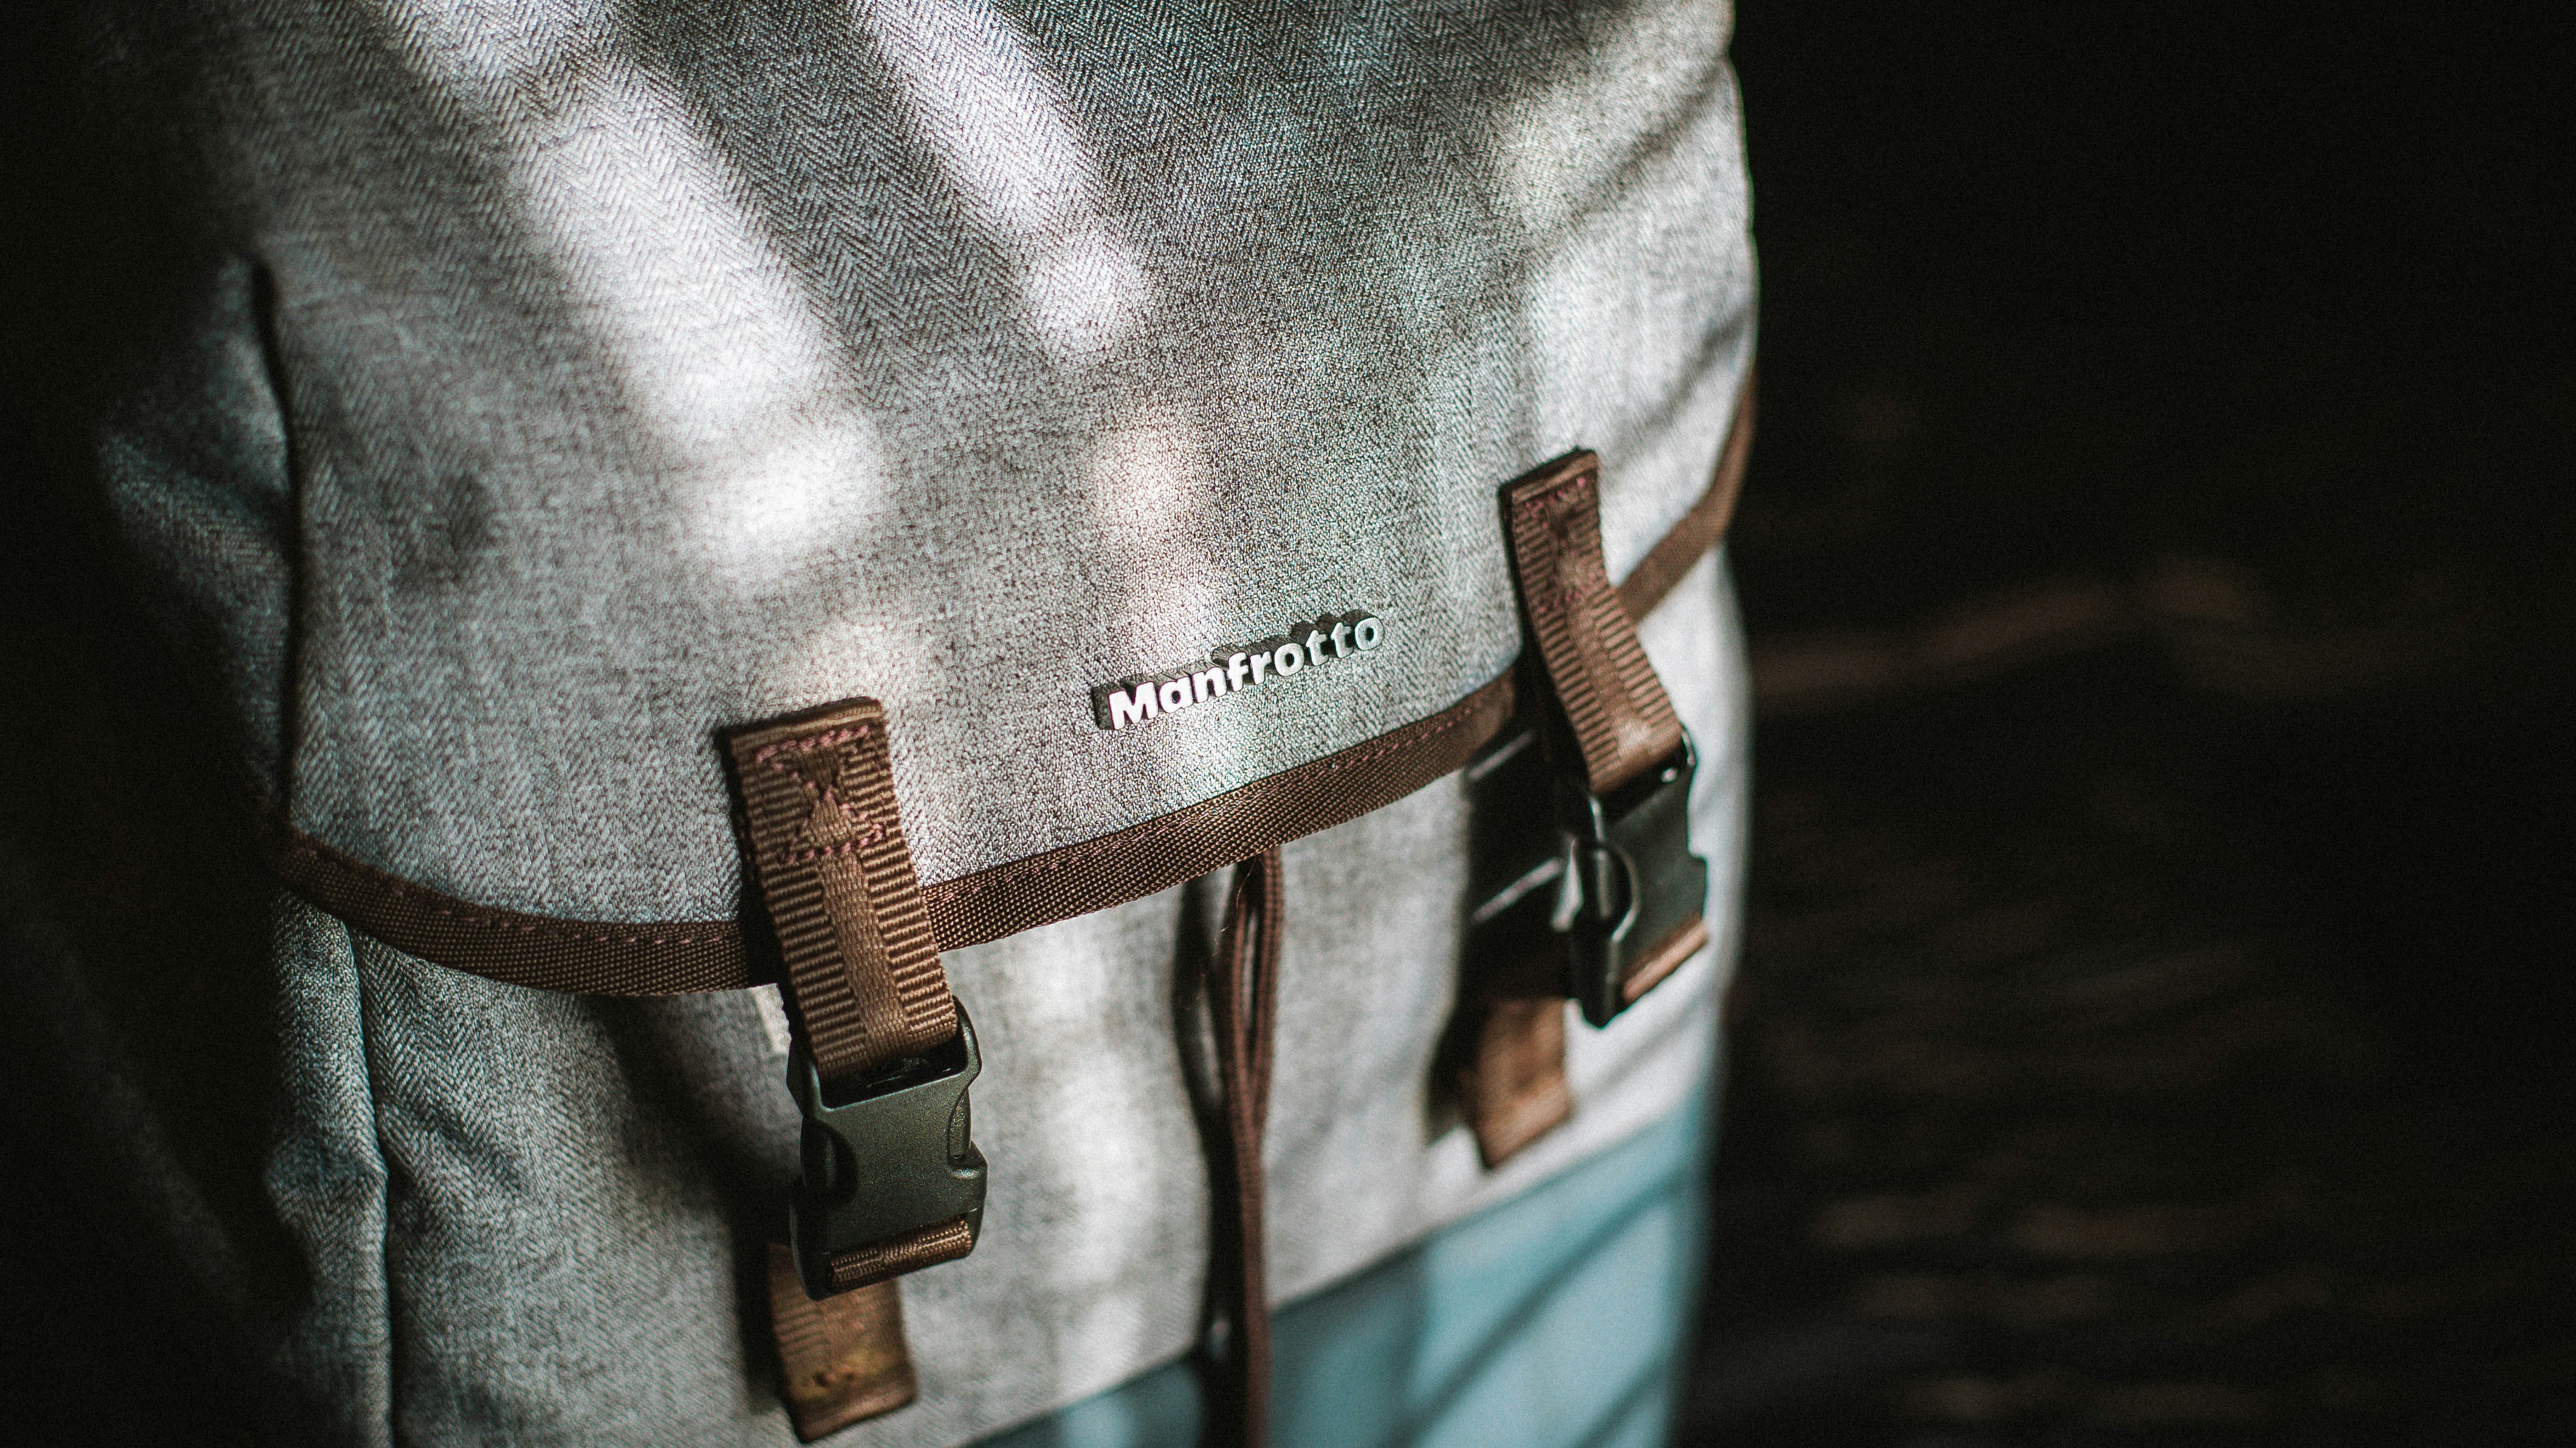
<box><xmin>1091</xmin><ymin>612</ymin><xmax>1385</xmax><ymax>731</ymax></box>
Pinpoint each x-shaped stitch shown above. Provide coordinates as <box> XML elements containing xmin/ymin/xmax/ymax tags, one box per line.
<box><xmin>770</xmin><ymin>742</ymin><xmax>884</xmax><ymax>862</ymax></box>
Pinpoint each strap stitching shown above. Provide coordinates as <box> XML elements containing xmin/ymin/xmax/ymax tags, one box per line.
<box><xmin>755</xmin><ymin>723</ymin><xmax>890</xmax><ymax>864</ymax></box>
<box><xmin>750</xmin><ymin>722</ymin><xmax>876</xmax><ymax>765</ymax></box>
<box><xmin>276</xmin><ymin>839</ymin><xmax>735</xmax><ymax>946</ymax></box>
<box><xmin>1513</xmin><ymin>470</ymin><xmax>1597</xmax><ymax>513</ymax></box>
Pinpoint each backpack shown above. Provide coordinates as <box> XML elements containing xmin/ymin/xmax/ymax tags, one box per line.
<box><xmin>86</xmin><ymin>2</ymin><xmax>1754</xmax><ymax>1443</ymax></box>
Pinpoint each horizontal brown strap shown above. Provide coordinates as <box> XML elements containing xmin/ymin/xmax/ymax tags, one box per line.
<box><xmin>264</xmin><ymin>822</ymin><xmax>755</xmax><ymax>992</ymax></box>
<box><xmin>1620</xmin><ymin>915</ymin><xmax>1710</xmax><ymax>1006</ymax></box>
<box><xmin>259</xmin><ymin>671</ymin><xmax>1510</xmax><ymax>995</ymax></box>
<box><xmin>924</xmin><ymin>672</ymin><xmax>1513</xmax><ymax>950</ymax></box>
<box><xmin>824</xmin><ymin>1215</ymin><xmax>978</xmax><ymax>1294</ymax></box>
<box><xmin>1617</xmin><ymin>366</ymin><xmax>1755</xmax><ymax>622</ymax></box>
<box><xmin>260</xmin><ymin>374</ymin><xmax>1754</xmax><ymax>995</ymax></box>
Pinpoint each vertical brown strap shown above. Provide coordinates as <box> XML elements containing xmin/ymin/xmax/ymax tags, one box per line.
<box><xmin>1504</xmin><ymin>454</ymin><xmax>1686</xmax><ymax>797</ymax></box>
<box><xmin>723</xmin><ymin>698</ymin><xmax>956</xmax><ymax>1087</ymax></box>
<box><xmin>767</xmin><ymin>1243</ymin><xmax>920</xmax><ymax>1441</ymax></box>
<box><xmin>1459</xmin><ymin>408</ymin><xmax>1751</xmax><ymax>1169</ymax></box>
<box><xmin>728</xmin><ymin>698</ymin><xmax>970</xmax><ymax>1421</ymax></box>
<box><xmin>1205</xmin><ymin>848</ymin><xmax>1283</xmax><ymax>1448</ymax></box>
<box><xmin>1458</xmin><ymin>991</ymin><xmax>1573</xmax><ymax>1168</ymax></box>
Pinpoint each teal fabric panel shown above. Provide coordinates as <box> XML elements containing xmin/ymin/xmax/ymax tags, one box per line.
<box><xmin>984</xmin><ymin>1083</ymin><xmax>1712</xmax><ymax>1448</ymax></box>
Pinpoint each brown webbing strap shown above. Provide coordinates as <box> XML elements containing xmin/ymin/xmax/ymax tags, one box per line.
<box><xmin>1205</xmin><ymin>848</ymin><xmax>1283</xmax><ymax>1448</ymax></box>
<box><xmin>1615</xmin><ymin>369</ymin><xmax>1756</xmax><ymax>622</ymax></box>
<box><xmin>1454</xmin><ymin>954</ymin><xmax>1574</xmax><ymax>1169</ymax></box>
<box><xmin>724</xmin><ymin>699</ymin><xmax>957</xmax><ymax>1087</ymax></box>
<box><xmin>823</xmin><ymin>1217</ymin><xmax>980</xmax><ymax>1293</ymax></box>
<box><xmin>724</xmin><ymin>699</ymin><xmax>975</xmax><ymax>1424</ymax></box>
<box><xmin>1505</xmin><ymin>453</ymin><xmax>1687</xmax><ymax>797</ymax></box>
<box><xmin>1460</xmin><ymin>391</ymin><xmax>1751</xmax><ymax>1166</ymax></box>
<box><xmin>766</xmin><ymin>1245</ymin><xmax>919</xmax><ymax>1441</ymax></box>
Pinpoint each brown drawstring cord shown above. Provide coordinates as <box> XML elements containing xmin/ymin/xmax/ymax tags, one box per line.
<box><xmin>1206</xmin><ymin>847</ymin><xmax>1283</xmax><ymax>1448</ymax></box>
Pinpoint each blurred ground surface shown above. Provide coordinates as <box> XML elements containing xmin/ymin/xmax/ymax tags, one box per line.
<box><xmin>1681</xmin><ymin>647</ymin><xmax>2572</xmax><ymax>1445</ymax></box>
<box><xmin>1683</xmin><ymin>2</ymin><xmax>2570</xmax><ymax>1442</ymax></box>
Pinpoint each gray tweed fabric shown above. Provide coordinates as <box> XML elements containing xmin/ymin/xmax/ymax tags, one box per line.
<box><xmin>100</xmin><ymin>0</ymin><xmax>1752</xmax><ymax>918</ymax></box>
<box><xmin>251</xmin><ymin>553</ymin><xmax>1744</xmax><ymax>1448</ymax></box>
<box><xmin>84</xmin><ymin>1</ymin><xmax>1754</xmax><ymax>1443</ymax></box>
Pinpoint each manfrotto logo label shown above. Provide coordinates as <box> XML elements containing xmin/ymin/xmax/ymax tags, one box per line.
<box><xmin>1092</xmin><ymin>612</ymin><xmax>1385</xmax><ymax>731</ymax></box>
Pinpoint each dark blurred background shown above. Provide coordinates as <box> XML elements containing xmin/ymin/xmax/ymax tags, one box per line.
<box><xmin>6</xmin><ymin>2</ymin><xmax>2569</xmax><ymax>1444</ymax></box>
<box><xmin>1684</xmin><ymin>2</ymin><xmax>2572</xmax><ymax>1442</ymax></box>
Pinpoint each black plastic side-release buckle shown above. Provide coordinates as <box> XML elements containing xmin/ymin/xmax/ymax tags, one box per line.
<box><xmin>786</xmin><ymin>1007</ymin><xmax>990</xmax><ymax>1300</ymax></box>
<box><xmin>1557</xmin><ymin>734</ymin><xmax>1710</xmax><ymax>1026</ymax></box>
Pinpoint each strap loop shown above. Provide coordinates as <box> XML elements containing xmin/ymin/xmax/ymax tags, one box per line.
<box><xmin>1501</xmin><ymin>454</ymin><xmax>1712</xmax><ymax>1025</ymax></box>
<box><xmin>723</xmin><ymin>698</ymin><xmax>986</xmax><ymax>1297</ymax></box>
<box><xmin>1505</xmin><ymin>453</ymin><xmax>1688</xmax><ymax>797</ymax></box>
<box><xmin>1206</xmin><ymin>849</ymin><xmax>1284</xmax><ymax>1448</ymax></box>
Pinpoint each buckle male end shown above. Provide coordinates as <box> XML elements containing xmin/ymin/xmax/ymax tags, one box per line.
<box><xmin>786</xmin><ymin>1008</ymin><xmax>989</xmax><ymax>1300</ymax></box>
<box><xmin>1557</xmin><ymin>734</ymin><xmax>1710</xmax><ymax>1026</ymax></box>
